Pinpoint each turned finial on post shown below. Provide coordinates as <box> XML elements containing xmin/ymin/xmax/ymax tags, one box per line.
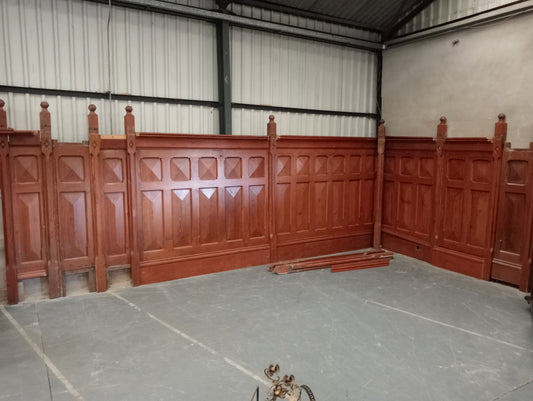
<box><xmin>378</xmin><ymin>119</ymin><xmax>386</xmax><ymax>138</ymax></box>
<box><xmin>267</xmin><ymin>114</ymin><xmax>276</xmax><ymax>138</ymax></box>
<box><xmin>41</xmin><ymin>101</ymin><xmax>49</xmax><ymax>110</ymax></box>
<box><xmin>494</xmin><ymin>112</ymin><xmax>507</xmax><ymax>143</ymax></box>
<box><xmin>88</xmin><ymin>104</ymin><xmax>99</xmax><ymax>135</ymax></box>
<box><xmin>0</xmin><ymin>99</ymin><xmax>6</xmax><ymax>129</ymax></box>
<box><xmin>437</xmin><ymin>116</ymin><xmax>447</xmax><ymax>139</ymax></box>
<box><xmin>124</xmin><ymin>105</ymin><xmax>135</xmax><ymax>136</ymax></box>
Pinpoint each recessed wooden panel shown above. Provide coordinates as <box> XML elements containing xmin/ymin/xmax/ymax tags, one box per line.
<box><xmin>140</xmin><ymin>158</ymin><xmax>162</xmax><ymax>182</ymax></box>
<box><xmin>277</xmin><ymin>156</ymin><xmax>291</xmax><ymax>177</ymax></box>
<box><xmin>199</xmin><ymin>187</ymin><xmax>219</xmax><ymax>244</ymax></box>
<box><xmin>248</xmin><ymin>185</ymin><xmax>265</xmax><ymax>238</ymax></box>
<box><xmin>172</xmin><ymin>189</ymin><xmax>192</xmax><ymax>247</ymax></box>
<box><xmin>443</xmin><ymin>188</ymin><xmax>464</xmax><ymax>242</ymax></box>
<box><xmin>364</xmin><ymin>155</ymin><xmax>375</xmax><ymax>173</ymax></box>
<box><xmin>331</xmin><ymin>156</ymin><xmax>345</xmax><ymax>175</ymax></box>
<box><xmin>295</xmin><ymin>182</ymin><xmax>310</xmax><ymax>231</ymax></box>
<box><xmin>416</xmin><ymin>184</ymin><xmax>432</xmax><ymax>235</ymax></box>
<box><xmin>384</xmin><ymin>156</ymin><xmax>395</xmax><ymax>174</ymax></box>
<box><xmin>58</xmin><ymin>156</ymin><xmax>85</xmax><ymax>182</ymax></box>
<box><xmin>14</xmin><ymin>156</ymin><xmax>39</xmax><ymax>183</ymax></box>
<box><xmin>296</xmin><ymin>156</ymin><xmax>310</xmax><ymax>176</ymax></box>
<box><xmin>498</xmin><ymin>192</ymin><xmax>524</xmax><ymax>254</ymax></box>
<box><xmin>419</xmin><ymin>158</ymin><xmax>434</xmax><ymax>178</ymax></box>
<box><xmin>198</xmin><ymin>158</ymin><xmax>217</xmax><ymax>180</ymax></box>
<box><xmin>397</xmin><ymin>182</ymin><xmax>415</xmax><ymax>230</ymax></box>
<box><xmin>104</xmin><ymin>192</ymin><xmax>127</xmax><ymax>255</ymax></box>
<box><xmin>506</xmin><ymin>160</ymin><xmax>528</xmax><ymax>185</ymax></box>
<box><xmin>276</xmin><ymin>183</ymin><xmax>291</xmax><ymax>234</ymax></box>
<box><xmin>472</xmin><ymin>160</ymin><xmax>491</xmax><ymax>183</ymax></box>
<box><xmin>15</xmin><ymin>193</ymin><xmax>42</xmax><ymax>262</ymax></box>
<box><xmin>447</xmin><ymin>159</ymin><xmax>465</xmax><ymax>181</ymax></box>
<box><xmin>347</xmin><ymin>180</ymin><xmax>360</xmax><ymax>225</ymax></box>
<box><xmin>141</xmin><ymin>190</ymin><xmax>164</xmax><ymax>251</ymax></box>
<box><xmin>103</xmin><ymin>158</ymin><xmax>124</xmax><ymax>183</ymax></box>
<box><xmin>468</xmin><ymin>190</ymin><xmax>489</xmax><ymax>248</ymax></box>
<box><xmin>59</xmin><ymin>192</ymin><xmax>88</xmax><ymax>259</ymax></box>
<box><xmin>313</xmin><ymin>181</ymin><xmax>328</xmax><ymax>230</ymax></box>
<box><xmin>315</xmin><ymin>156</ymin><xmax>328</xmax><ymax>175</ymax></box>
<box><xmin>224</xmin><ymin>186</ymin><xmax>243</xmax><ymax>240</ymax></box>
<box><xmin>248</xmin><ymin>157</ymin><xmax>265</xmax><ymax>178</ymax></box>
<box><xmin>171</xmin><ymin>158</ymin><xmax>191</xmax><ymax>181</ymax></box>
<box><xmin>350</xmin><ymin>156</ymin><xmax>361</xmax><ymax>174</ymax></box>
<box><xmin>361</xmin><ymin>179</ymin><xmax>374</xmax><ymax>224</ymax></box>
<box><xmin>330</xmin><ymin>181</ymin><xmax>344</xmax><ymax>227</ymax></box>
<box><xmin>224</xmin><ymin>158</ymin><xmax>242</xmax><ymax>179</ymax></box>
<box><xmin>400</xmin><ymin>157</ymin><xmax>417</xmax><ymax>177</ymax></box>
<box><xmin>382</xmin><ymin>180</ymin><xmax>395</xmax><ymax>227</ymax></box>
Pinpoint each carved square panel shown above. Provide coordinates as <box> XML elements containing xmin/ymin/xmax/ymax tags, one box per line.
<box><xmin>419</xmin><ymin>158</ymin><xmax>434</xmax><ymax>178</ymax></box>
<box><xmin>332</xmin><ymin>156</ymin><xmax>345</xmax><ymax>174</ymax></box>
<box><xmin>315</xmin><ymin>156</ymin><xmax>328</xmax><ymax>175</ymax></box>
<box><xmin>400</xmin><ymin>157</ymin><xmax>417</xmax><ymax>177</ymax></box>
<box><xmin>224</xmin><ymin>157</ymin><xmax>242</xmax><ymax>179</ymax></box>
<box><xmin>350</xmin><ymin>156</ymin><xmax>361</xmax><ymax>174</ymax></box>
<box><xmin>58</xmin><ymin>156</ymin><xmax>85</xmax><ymax>182</ymax></box>
<box><xmin>384</xmin><ymin>156</ymin><xmax>395</xmax><ymax>174</ymax></box>
<box><xmin>140</xmin><ymin>158</ymin><xmax>162</xmax><ymax>182</ymax></box>
<box><xmin>507</xmin><ymin>160</ymin><xmax>528</xmax><ymax>185</ymax></box>
<box><xmin>199</xmin><ymin>157</ymin><xmax>217</xmax><ymax>180</ymax></box>
<box><xmin>447</xmin><ymin>159</ymin><xmax>466</xmax><ymax>181</ymax></box>
<box><xmin>364</xmin><ymin>156</ymin><xmax>375</xmax><ymax>173</ymax></box>
<box><xmin>103</xmin><ymin>158</ymin><xmax>123</xmax><ymax>183</ymax></box>
<box><xmin>171</xmin><ymin>157</ymin><xmax>191</xmax><ymax>181</ymax></box>
<box><xmin>277</xmin><ymin>156</ymin><xmax>291</xmax><ymax>177</ymax></box>
<box><xmin>248</xmin><ymin>157</ymin><xmax>265</xmax><ymax>178</ymax></box>
<box><xmin>296</xmin><ymin>156</ymin><xmax>309</xmax><ymax>175</ymax></box>
<box><xmin>472</xmin><ymin>159</ymin><xmax>491</xmax><ymax>183</ymax></box>
<box><xmin>14</xmin><ymin>155</ymin><xmax>39</xmax><ymax>183</ymax></box>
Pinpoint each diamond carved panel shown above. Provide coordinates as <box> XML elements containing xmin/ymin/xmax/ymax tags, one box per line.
<box><xmin>248</xmin><ymin>157</ymin><xmax>265</xmax><ymax>178</ymax></box>
<box><xmin>472</xmin><ymin>160</ymin><xmax>491</xmax><ymax>184</ymax></box>
<box><xmin>447</xmin><ymin>159</ymin><xmax>466</xmax><ymax>181</ymax></box>
<box><xmin>16</xmin><ymin>193</ymin><xmax>42</xmax><ymax>262</ymax></box>
<box><xmin>140</xmin><ymin>158</ymin><xmax>162</xmax><ymax>182</ymax></box>
<box><xmin>59</xmin><ymin>192</ymin><xmax>88</xmax><ymax>259</ymax></box>
<box><xmin>332</xmin><ymin>156</ymin><xmax>345</xmax><ymax>174</ymax></box>
<box><xmin>199</xmin><ymin>158</ymin><xmax>217</xmax><ymax>180</ymax></box>
<box><xmin>350</xmin><ymin>156</ymin><xmax>361</xmax><ymax>174</ymax></box>
<box><xmin>14</xmin><ymin>156</ymin><xmax>39</xmax><ymax>183</ymax></box>
<box><xmin>224</xmin><ymin>157</ymin><xmax>242</xmax><ymax>179</ymax></box>
<box><xmin>171</xmin><ymin>158</ymin><xmax>191</xmax><ymax>181</ymax></box>
<box><xmin>58</xmin><ymin>156</ymin><xmax>85</xmax><ymax>183</ymax></box>
<box><xmin>277</xmin><ymin>156</ymin><xmax>291</xmax><ymax>177</ymax></box>
<box><xmin>296</xmin><ymin>156</ymin><xmax>309</xmax><ymax>175</ymax></box>
<box><xmin>507</xmin><ymin>160</ymin><xmax>528</xmax><ymax>185</ymax></box>
<box><xmin>103</xmin><ymin>158</ymin><xmax>123</xmax><ymax>183</ymax></box>
<box><xmin>315</xmin><ymin>156</ymin><xmax>328</xmax><ymax>175</ymax></box>
<box><xmin>104</xmin><ymin>192</ymin><xmax>126</xmax><ymax>255</ymax></box>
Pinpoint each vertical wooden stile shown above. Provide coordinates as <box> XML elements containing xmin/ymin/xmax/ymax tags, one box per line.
<box><xmin>88</xmin><ymin>105</ymin><xmax>106</xmax><ymax>291</ymax></box>
<box><xmin>0</xmin><ymin>100</ymin><xmax>18</xmax><ymax>303</ymax></box>
<box><xmin>124</xmin><ymin>106</ymin><xmax>140</xmax><ymax>285</ymax></box>
<box><xmin>485</xmin><ymin>114</ymin><xmax>507</xmax><ymax>280</ymax></box>
<box><xmin>267</xmin><ymin>115</ymin><xmax>278</xmax><ymax>262</ymax></box>
<box><xmin>432</xmin><ymin>116</ymin><xmax>447</xmax><ymax>248</ymax></box>
<box><xmin>40</xmin><ymin>102</ymin><xmax>62</xmax><ymax>298</ymax></box>
<box><xmin>373</xmin><ymin>119</ymin><xmax>386</xmax><ymax>249</ymax></box>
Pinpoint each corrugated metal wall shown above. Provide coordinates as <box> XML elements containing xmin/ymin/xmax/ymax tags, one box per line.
<box><xmin>1</xmin><ymin>0</ymin><xmax>378</xmax><ymax>140</ymax></box>
<box><xmin>231</xmin><ymin>27</ymin><xmax>377</xmax><ymax>136</ymax></box>
<box><xmin>398</xmin><ymin>0</ymin><xmax>517</xmax><ymax>35</ymax></box>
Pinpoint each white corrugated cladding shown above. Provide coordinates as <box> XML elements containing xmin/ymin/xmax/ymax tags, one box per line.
<box><xmin>398</xmin><ymin>0</ymin><xmax>517</xmax><ymax>35</ymax></box>
<box><xmin>231</xmin><ymin>27</ymin><xmax>378</xmax><ymax>136</ymax></box>
<box><xmin>0</xmin><ymin>0</ymin><xmax>218</xmax><ymax>139</ymax></box>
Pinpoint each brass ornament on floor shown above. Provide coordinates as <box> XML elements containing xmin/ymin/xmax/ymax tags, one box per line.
<box><xmin>264</xmin><ymin>364</ymin><xmax>316</xmax><ymax>401</ymax></box>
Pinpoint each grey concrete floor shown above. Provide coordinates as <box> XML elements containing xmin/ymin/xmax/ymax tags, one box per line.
<box><xmin>1</xmin><ymin>254</ymin><xmax>532</xmax><ymax>401</ymax></box>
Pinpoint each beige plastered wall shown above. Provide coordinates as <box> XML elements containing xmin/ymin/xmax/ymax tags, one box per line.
<box><xmin>383</xmin><ymin>12</ymin><xmax>533</xmax><ymax>148</ymax></box>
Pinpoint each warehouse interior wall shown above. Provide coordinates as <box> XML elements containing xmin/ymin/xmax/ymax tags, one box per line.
<box><xmin>382</xmin><ymin>11</ymin><xmax>533</xmax><ymax>147</ymax></box>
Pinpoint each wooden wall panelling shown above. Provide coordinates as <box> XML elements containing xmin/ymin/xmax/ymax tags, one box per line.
<box><xmin>381</xmin><ymin>134</ymin><xmax>436</xmax><ymax>262</ymax></box>
<box><xmin>40</xmin><ymin>102</ymin><xmax>63</xmax><ymax>298</ymax></box>
<box><xmin>492</xmin><ymin>143</ymin><xmax>533</xmax><ymax>291</ymax></box>
<box><xmin>373</xmin><ymin>120</ymin><xmax>386</xmax><ymax>249</ymax></box>
<box><xmin>273</xmin><ymin>135</ymin><xmax>376</xmax><ymax>261</ymax></box>
<box><xmin>0</xmin><ymin>100</ymin><xmax>19</xmax><ymax>303</ymax></box>
<box><xmin>88</xmin><ymin>105</ymin><xmax>106</xmax><ymax>291</ymax></box>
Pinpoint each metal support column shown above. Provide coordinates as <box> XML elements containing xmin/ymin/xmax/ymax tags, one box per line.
<box><xmin>216</xmin><ymin>20</ymin><xmax>232</xmax><ymax>135</ymax></box>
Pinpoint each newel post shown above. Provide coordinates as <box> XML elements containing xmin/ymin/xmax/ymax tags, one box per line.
<box><xmin>373</xmin><ymin>119</ymin><xmax>386</xmax><ymax>249</ymax></box>
<box><xmin>0</xmin><ymin>100</ymin><xmax>18</xmax><ymax>303</ymax></box>
<box><xmin>88</xmin><ymin>105</ymin><xmax>106</xmax><ymax>292</ymax></box>
<box><xmin>124</xmin><ymin>106</ymin><xmax>140</xmax><ymax>285</ymax></box>
<box><xmin>484</xmin><ymin>113</ymin><xmax>507</xmax><ymax>280</ymax></box>
<box><xmin>40</xmin><ymin>101</ymin><xmax>63</xmax><ymax>298</ymax></box>
<box><xmin>267</xmin><ymin>115</ymin><xmax>278</xmax><ymax>262</ymax></box>
<box><xmin>432</xmin><ymin>116</ymin><xmax>448</xmax><ymax>247</ymax></box>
